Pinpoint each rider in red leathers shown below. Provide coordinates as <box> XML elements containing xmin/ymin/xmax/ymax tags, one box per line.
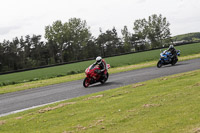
<box><xmin>93</xmin><ymin>56</ymin><xmax>107</xmax><ymax>78</ymax></box>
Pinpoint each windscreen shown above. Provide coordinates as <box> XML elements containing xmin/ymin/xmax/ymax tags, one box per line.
<box><xmin>89</xmin><ymin>64</ymin><xmax>96</xmax><ymax>70</ymax></box>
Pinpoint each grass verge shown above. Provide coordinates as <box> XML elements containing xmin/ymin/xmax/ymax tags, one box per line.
<box><xmin>0</xmin><ymin>69</ymin><xmax>200</xmax><ymax>132</ymax></box>
<box><xmin>0</xmin><ymin>53</ymin><xmax>200</xmax><ymax>94</ymax></box>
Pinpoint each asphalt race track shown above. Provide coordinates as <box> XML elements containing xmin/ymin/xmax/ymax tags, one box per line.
<box><xmin>0</xmin><ymin>58</ymin><xmax>200</xmax><ymax>116</ymax></box>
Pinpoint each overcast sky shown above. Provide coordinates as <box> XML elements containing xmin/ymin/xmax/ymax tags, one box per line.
<box><xmin>0</xmin><ymin>0</ymin><xmax>200</xmax><ymax>42</ymax></box>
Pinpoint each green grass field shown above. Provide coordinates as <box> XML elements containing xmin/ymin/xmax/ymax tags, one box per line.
<box><xmin>0</xmin><ymin>69</ymin><xmax>200</xmax><ymax>133</ymax></box>
<box><xmin>0</xmin><ymin>43</ymin><xmax>200</xmax><ymax>86</ymax></box>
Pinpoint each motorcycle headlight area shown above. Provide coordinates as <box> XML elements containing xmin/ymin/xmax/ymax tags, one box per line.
<box><xmin>161</xmin><ymin>56</ymin><xmax>165</xmax><ymax>58</ymax></box>
<box><xmin>160</xmin><ymin>54</ymin><xmax>165</xmax><ymax>58</ymax></box>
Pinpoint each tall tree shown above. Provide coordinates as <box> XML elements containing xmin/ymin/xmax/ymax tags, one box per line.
<box><xmin>121</xmin><ymin>26</ymin><xmax>132</xmax><ymax>53</ymax></box>
<box><xmin>31</xmin><ymin>35</ymin><xmax>47</xmax><ymax>66</ymax></box>
<box><xmin>97</xmin><ymin>27</ymin><xmax>122</xmax><ymax>57</ymax></box>
<box><xmin>45</xmin><ymin>18</ymin><xmax>92</xmax><ymax>62</ymax></box>
<box><xmin>45</xmin><ymin>20</ymin><xmax>64</xmax><ymax>62</ymax></box>
<box><xmin>133</xmin><ymin>14</ymin><xmax>171</xmax><ymax>48</ymax></box>
<box><xmin>66</xmin><ymin>18</ymin><xmax>92</xmax><ymax>61</ymax></box>
<box><xmin>147</xmin><ymin>14</ymin><xmax>171</xmax><ymax>48</ymax></box>
<box><xmin>133</xmin><ymin>18</ymin><xmax>148</xmax><ymax>44</ymax></box>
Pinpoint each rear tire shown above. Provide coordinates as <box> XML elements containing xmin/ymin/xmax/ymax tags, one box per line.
<box><xmin>100</xmin><ymin>73</ymin><xmax>109</xmax><ymax>84</ymax></box>
<box><xmin>83</xmin><ymin>77</ymin><xmax>90</xmax><ymax>88</ymax></box>
<box><xmin>171</xmin><ymin>58</ymin><xmax>178</xmax><ymax>66</ymax></box>
<box><xmin>157</xmin><ymin>61</ymin><xmax>162</xmax><ymax>68</ymax></box>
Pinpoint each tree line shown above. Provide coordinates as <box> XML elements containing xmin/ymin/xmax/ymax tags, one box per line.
<box><xmin>0</xmin><ymin>14</ymin><xmax>171</xmax><ymax>72</ymax></box>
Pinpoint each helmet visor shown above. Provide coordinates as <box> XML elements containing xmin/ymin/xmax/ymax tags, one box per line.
<box><xmin>97</xmin><ymin>60</ymin><xmax>102</xmax><ymax>64</ymax></box>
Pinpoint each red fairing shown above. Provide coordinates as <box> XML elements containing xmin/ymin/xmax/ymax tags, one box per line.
<box><xmin>85</xmin><ymin>67</ymin><xmax>90</xmax><ymax>75</ymax></box>
<box><xmin>85</xmin><ymin>65</ymin><xmax>100</xmax><ymax>79</ymax></box>
<box><xmin>107</xmin><ymin>64</ymin><xmax>110</xmax><ymax>69</ymax></box>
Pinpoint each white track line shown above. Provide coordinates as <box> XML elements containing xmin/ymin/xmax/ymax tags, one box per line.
<box><xmin>0</xmin><ymin>98</ymin><xmax>69</xmax><ymax>117</ymax></box>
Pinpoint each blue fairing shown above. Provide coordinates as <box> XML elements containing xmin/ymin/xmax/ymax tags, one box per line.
<box><xmin>159</xmin><ymin>51</ymin><xmax>171</xmax><ymax>62</ymax></box>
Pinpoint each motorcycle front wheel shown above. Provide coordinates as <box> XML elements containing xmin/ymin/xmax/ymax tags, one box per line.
<box><xmin>83</xmin><ymin>77</ymin><xmax>90</xmax><ymax>88</ymax></box>
<box><xmin>157</xmin><ymin>60</ymin><xmax>162</xmax><ymax>68</ymax></box>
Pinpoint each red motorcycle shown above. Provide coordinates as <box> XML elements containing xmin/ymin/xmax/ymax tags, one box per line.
<box><xmin>83</xmin><ymin>63</ymin><xmax>110</xmax><ymax>88</ymax></box>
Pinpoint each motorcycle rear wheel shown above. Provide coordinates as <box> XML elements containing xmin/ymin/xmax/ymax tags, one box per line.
<box><xmin>171</xmin><ymin>58</ymin><xmax>178</xmax><ymax>66</ymax></box>
<box><xmin>83</xmin><ymin>77</ymin><xmax>90</xmax><ymax>88</ymax></box>
<box><xmin>100</xmin><ymin>73</ymin><xmax>109</xmax><ymax>84</ymax></box>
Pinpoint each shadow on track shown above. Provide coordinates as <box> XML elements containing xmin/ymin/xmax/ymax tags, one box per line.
<box><xmin>158</xmin><ymin>62</ymin><xmax>189</xmax><ymax>68</ymax></box>
<box><xmin>85</xmin><ymin>81</ymin><xmax>121</xmax><ymax>88</ymax></box>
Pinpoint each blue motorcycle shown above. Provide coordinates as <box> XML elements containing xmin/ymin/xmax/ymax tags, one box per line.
<box><xmin>157</xmin><ymin>50</ymin><xmax>180</xmax><ymax>68</ymax></box>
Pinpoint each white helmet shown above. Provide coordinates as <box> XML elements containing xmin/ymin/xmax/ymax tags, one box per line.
<box><xmin>96</xmin><ymin>56</ymin><xmax>102</xmax><ymax>64</ymax></box>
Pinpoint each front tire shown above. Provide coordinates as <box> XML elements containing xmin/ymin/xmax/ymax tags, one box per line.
<box><xmin>83</xmin><ymin>77</ymin><xmax>90</xmax><ymax>88</ymax></box>
<box><xmin>157</xmin><ymin>60</ymin><xmax>162</xmax><ymax>68</ymax></box>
